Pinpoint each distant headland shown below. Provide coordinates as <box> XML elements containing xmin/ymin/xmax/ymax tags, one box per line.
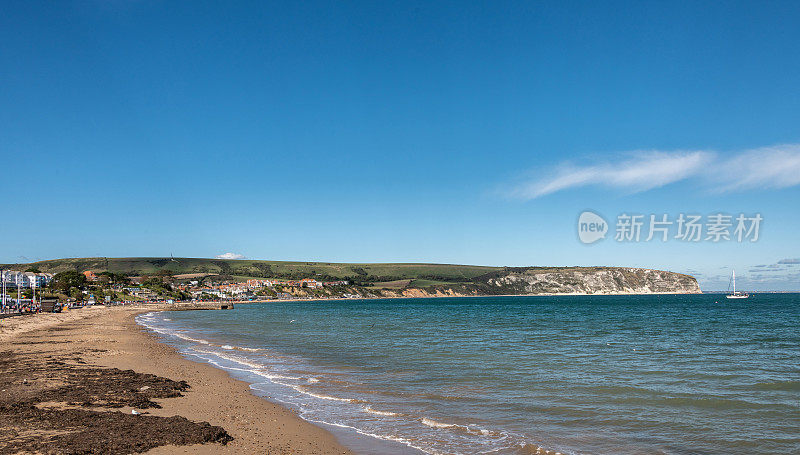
<box><xmin>2</xmin><ymin>257</ymin><xmax>701</xmax><ymax>303</ymax></box>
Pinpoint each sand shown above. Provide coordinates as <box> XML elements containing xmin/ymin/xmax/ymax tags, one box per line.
<box><xmin>0</xmin><ymin>306</ymin><xmax>354</xmax><ymax>454</ymax></box>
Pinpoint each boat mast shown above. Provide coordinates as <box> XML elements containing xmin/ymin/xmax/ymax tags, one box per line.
<box><xmin>732</xmin><ymin>270</ymin><xmax>736</xmax><ymax>294</ymax></box>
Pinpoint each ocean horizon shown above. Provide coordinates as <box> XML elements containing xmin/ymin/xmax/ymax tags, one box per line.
<box><xmin>137</xmin><ymin>294</ymin><xmax>800</xmax><ymax>455</ymax></box>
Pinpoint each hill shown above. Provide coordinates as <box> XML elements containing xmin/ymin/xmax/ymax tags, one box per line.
<box><xmin>3</xmin><ymin>257</ymin><xmax>702</xmax><ymax>296</ymax></box>
<box><xmin>5</xmin><ymin>257</ymin><xmax>500</xmax><ymax>283</ymax></box>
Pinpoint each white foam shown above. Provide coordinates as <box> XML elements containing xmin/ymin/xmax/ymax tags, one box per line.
<box><xmin>421</xmin><ymin>417</ymin><xmax>455</xmax><ymax>429</ymax></box>
<box><xmin>363</xmin><ymin>405</ymin><xmax>398</xmax><ymax>417</ymax></box>
<box><xmin>307</xmin><ymin>377</ymin><xmax>320</xmax><ymax>383</ymax></box>
<box><xmin>420</xmin><ymin>417</ymin><xmax>499</xmax><ymax>437</ymax></box>
<box><xmin>173</xmin><ymin>332</ymin><xmax>211</xmax><ymax>345</ymax></box>
<box><xmin>302</xmin><ymin>417</ymin><xmax>441</xmax><ymax>455</ymax></box>
<box><xmin>294</xmin><ymin>386</ymin><xmax>352</xmax><ymax>402</ymax></box>
<box><xmin>193</xmin><ymin>350</ymin><xmax>301</xmax><ymax>380</ymax></box>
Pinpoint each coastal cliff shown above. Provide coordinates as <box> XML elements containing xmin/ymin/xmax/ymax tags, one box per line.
<box><xmin>375</xmin><ymin>267</ymin><xmax>702</xmax><ymax>298</ymax></box>
<box><xmin>479</xmin><ymin>267</ymin><xmax>701</xmax><ymax>295</ymax></box>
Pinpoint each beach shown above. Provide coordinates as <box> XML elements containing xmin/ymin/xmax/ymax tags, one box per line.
<box><xmin>0</xmin><ymin>306</ymin><xmax>353</xmax><ymax>454</ymax></box>
<box><xmin>4</xmin><ymin>296</ymin><xmax>798</xmax><ymax>455</ymax></box>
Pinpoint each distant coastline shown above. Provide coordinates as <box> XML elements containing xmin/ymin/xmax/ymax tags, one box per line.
<box><xmin>2</xmin><ymin>257</ymin><xmax>701</xmax><ymax>307</ymax></box>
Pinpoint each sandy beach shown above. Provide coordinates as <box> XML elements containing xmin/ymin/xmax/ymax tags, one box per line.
<box><xmin>0</xmin><ymin>306</ymin><xmax>353</xmax><ymax>454</ymax></box>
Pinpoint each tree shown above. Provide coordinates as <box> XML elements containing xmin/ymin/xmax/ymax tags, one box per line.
<box><xmin>70</xmin><ymin>288</ymin><xmax>84</xmax><ymax>301</ymax></box>
<box><xmin>25</xmin><ymin>267</ymin><xmax>41</xmax><ymax>273</ymax></box>
<box><xmin>51</xmin><ymin>271</ymin><xmax>87</xmax><ymax>293</ymax></box>
<box><xmin>98</xmin><ymin>271</ymin><xmax>130</xmax><ymax>285</ymax></box>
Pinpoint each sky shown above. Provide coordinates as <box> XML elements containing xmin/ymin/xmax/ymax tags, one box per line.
<box><xmin>1</xmin><ymin>1</ymin><xmax>799</xmax><ymax>290</ymax></box>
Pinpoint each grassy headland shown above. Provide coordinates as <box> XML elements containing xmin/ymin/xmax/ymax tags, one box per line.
<box><xmin>3</xmin><ymin>257</ymin><xmax>701</xmax><ymax>302</ymax></box>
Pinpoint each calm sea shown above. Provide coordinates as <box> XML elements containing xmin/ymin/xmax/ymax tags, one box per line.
<box><xmin>137</xmin><ymin>294</ymin><xmax>800</xmax><ymax>455</ymax></box>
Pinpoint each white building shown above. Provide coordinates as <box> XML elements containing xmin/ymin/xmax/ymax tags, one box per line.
<box><xmin>1</xmin><ymin>271</ymin><xmax>54</xmax><ymax>288</ymax></box>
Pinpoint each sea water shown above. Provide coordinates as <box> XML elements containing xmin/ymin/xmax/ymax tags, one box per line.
<box><xmin>137</xmin><ymin>294</ymin><xmax>800</xmax><ymax>455</ymax></box>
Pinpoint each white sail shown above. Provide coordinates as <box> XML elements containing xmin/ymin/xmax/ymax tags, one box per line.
<box><xmin>726</xmin><ymin>269</ymin><xmax>749</xmax><ymax>299</ymax></box>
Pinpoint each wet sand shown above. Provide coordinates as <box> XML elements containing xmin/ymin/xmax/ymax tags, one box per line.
<box><xmin>0</xmin><ymin>306</ymin><xmax>353</xmax><ymax>454</ymax></box>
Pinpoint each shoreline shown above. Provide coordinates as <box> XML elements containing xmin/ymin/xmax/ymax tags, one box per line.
<box><xmin>0</xmin><ymin>305</ymin><xmax>355</xmax><ymax>454</ymax></box>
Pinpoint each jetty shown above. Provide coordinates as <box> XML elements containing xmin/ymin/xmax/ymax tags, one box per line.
<box><xmin>163</xmin><ymin>301</ymin><xmax>234</xmax><ymax>311</ymax></box>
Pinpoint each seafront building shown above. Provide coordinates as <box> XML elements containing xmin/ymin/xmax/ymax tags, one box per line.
<box><xmin>0</xmin><ymin>271</ymin><xmax>54</xmax><ymax>288</ymax></box>
<box><xmin>1</xmin><ymin>267</ymin><xmax>351</xmax><ymax>304</ymax></box>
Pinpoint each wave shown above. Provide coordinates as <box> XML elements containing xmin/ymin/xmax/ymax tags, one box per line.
<box><xmin>300</xmin><ymin>389</ymin><xmax>353</xmax><ymax>403</ymax></box>
<box><xmin>363</xmin><ymin>405</ymin><xmax>399</xmax><ymax>417</ymax></box>
<box><xmin>420</xmin><ymin>417</ymin><xmax>501</xmax><ymax>437</ymax></box>
<box><xmin>515</xmin><ymin>443</ymin><xmax>564</xmax><ymax>455</ymax></box>
<box><xmin>137</xmin><ymin>314</ymin><xmax>267</xmax><ymax>354</ymax></box>
<box><xmin>178</xmin><ymin>335</ymin><xmax>211</xmax><ymax>345</ymax></box>
<box><xmin>302</xmin><ymin>417</ymin><xmax>442</xmax><ymax>455</ymax></box>
<box><xmin>749</xmin><ymin>380</ymin><xmax>800</xmax><ymax>392</ymax></box>
<box><xmin>191</xmin><ymin>350</ymin><xmax>302</xmax><ymax>381</ymax></box>
<box><xmin>275</xmin><ymin>382</ymin><xmax>355</xmax><ymax>403</ymax></box>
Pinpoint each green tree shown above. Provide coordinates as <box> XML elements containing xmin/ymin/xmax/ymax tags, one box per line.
<box><xmin>51</xmin><ymin>271</ymin><xmax>87</xmax><ymax>293</ymax></box>
<box><xmin>70</xmin><ymin>288</ymin><xmax>84</xmax><ymax>301</ymax></box>
<box><xmin>98</xmin><ymin>271</ymin><xmax>130</xmax><ymax>285</ymax></box>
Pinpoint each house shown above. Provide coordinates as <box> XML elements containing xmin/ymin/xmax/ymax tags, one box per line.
<box><xmin>129</xmin><ymin>288</ymin><xmax>158</xmax><ymax>300</ymax></box>
<box><xmin>300</xmin><ymin>278</ymin><xmax>322</xmax><ymax>289</ymax></box>
<box><xmin>191</xmin><ymin>288</ymin><xmax>228</xmax><ymax>299</ymax></box>
<box><xmin>83</xmin><ymin>271</ymin><xmax>98</xmax><ymax>282</ymax></box>
<box><xmin>0</xmin><ymin>271</ymin><xmax>54</xmax><ymax>288</ymax></box>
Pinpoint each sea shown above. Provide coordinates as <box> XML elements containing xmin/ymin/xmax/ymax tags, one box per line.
<box><xmin>136</xmin><ymin>294</ymin><xmax>800</xmax><ymax>455</ymax></box>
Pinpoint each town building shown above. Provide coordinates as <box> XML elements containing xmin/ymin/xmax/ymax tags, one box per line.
<box><xmin>0</xmin><ymin>271</ymin><xmax>54</xmax><ymax>288</ymax></box>
<box><xmin>83</xmin><ymin>270</ymin><xmax>98</xmax><ymax>281</ymax></box>
<box><xmin>299</xmin><ymin>278</ymin><xmax>323</xmax><ymax>289</ymax></box>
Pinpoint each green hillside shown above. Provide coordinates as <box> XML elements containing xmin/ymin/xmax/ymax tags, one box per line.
<box><xmin>5</xmin><ymin>257</ymin><xmax>502</xmax><ymax>283</ymax></box>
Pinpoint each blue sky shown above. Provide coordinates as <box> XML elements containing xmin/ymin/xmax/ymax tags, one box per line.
<box><xmin>2</xmin><ymin>1</ymin><xmax>799</xmax><ymax>290</ymax></box>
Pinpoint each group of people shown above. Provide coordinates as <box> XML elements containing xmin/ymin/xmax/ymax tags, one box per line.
<box><xmin>1</xmin><ymin>299</ymin><xmax>66</xmax><ymax>315</ymax></box>
<box><xmin>1</xmin><ymin>299</ymin><xmax>40</xmax><ymax>315</ymax></box>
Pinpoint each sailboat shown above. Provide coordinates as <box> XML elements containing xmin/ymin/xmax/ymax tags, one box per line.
<box><xmin>726</xmin><ymin>270</ymin><xmax>749</xmax><ymax>299</ymax></box>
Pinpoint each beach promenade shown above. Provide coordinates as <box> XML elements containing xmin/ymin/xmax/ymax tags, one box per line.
<box><xmin>0</xmin><ymin>305</ymin><xmax>352</xmax><ymax>454</ymax></box>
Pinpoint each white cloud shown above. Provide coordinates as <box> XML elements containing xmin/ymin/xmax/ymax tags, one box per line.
<box><xmin>215</xmin><ymin>252</ymin><xmax>246</xmax><ymax>260</ymax></box>
<box><xmin>510</xmin><ymin>143</ymin><xmax>800</xmax><ymax>200</ymax></box>
<box><xmin>511</xmin><ymin>151</ymin><xmax>712</xmax><ymax>199</ymax></box>
<box><xmin>778</xmin><ymin>258</ymin><xmax>800</xmax><ymax>265</ymax></box>
<box><xmin>712</xmin><ymin>144</ymin><xmax>800</xmax><ymax>192</ymax></box>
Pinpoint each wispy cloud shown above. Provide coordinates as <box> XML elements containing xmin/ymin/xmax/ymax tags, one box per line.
<box><xmin>714</xmin><ymin>144</ymin><xmax>800</xmax><ymax>192</ymax></box>
<box><xmin>215</xmin><ymin>252</ymin><xmax>246</xmax><ymax>260</ymax></box>
<box><xmin>509</xmin><ymin>143</ymin><xmax>800</xmax><ymax>200</ymax></box>
<box><xmin>511</xmin><ymin>151</ymin><xmax>712</xmax><ymax>199</ymax></box>
<box><xmin>753</xmin><ymin>258</ymin><xmax>800</xmax><ymax>270</ymax></box>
